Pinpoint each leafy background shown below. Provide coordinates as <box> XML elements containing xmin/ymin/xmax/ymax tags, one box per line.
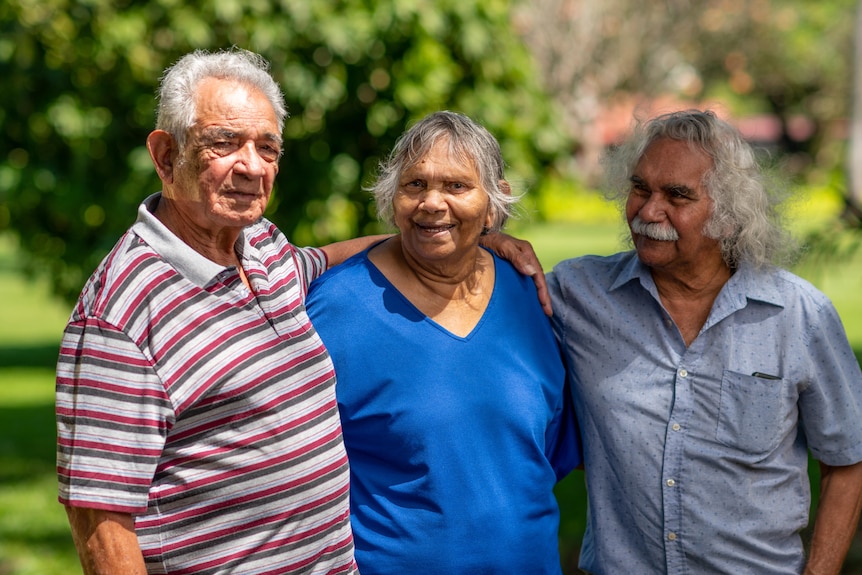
<box><xmin>1</xmin><ymin>0</ymin><xmax>861</xmax><ymax>573</ymax></box>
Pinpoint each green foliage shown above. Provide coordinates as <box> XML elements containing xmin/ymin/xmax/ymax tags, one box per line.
<box><xmin>0</xmin><ymin>0</ymin><xmax>569</xmax><ymax>302</ymax></box>
<box><xmin>691</xmin><ymin>0</ymin><xmax>856</xmax><ymax>180</ymax></box>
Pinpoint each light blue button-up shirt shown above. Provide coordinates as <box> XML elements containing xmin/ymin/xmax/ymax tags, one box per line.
<box><xmin>548</xmin><ymin>251</ymin><xmax>862</xmax><ymax>575</ymax></box>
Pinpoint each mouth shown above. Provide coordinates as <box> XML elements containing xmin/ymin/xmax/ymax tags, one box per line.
<box><xmin>415</xmin><ymin>222</ymin><xmax>455</xmax><ymax>234</ymax></box>
<box><xmin>224</xmin><ymin>190</ymin><xmax>261</xmax><ymax>201</ymax></box>
<box><xmin>635</xmin><ymin>232</ymin><xmax>674</xmax><ymax>243</ymax></box>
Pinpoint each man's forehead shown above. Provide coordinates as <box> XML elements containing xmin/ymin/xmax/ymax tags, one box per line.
<box><xmin>636</xmin><ymin>139</ymin><xmax>712</xmax><ymax>175</ymax></box>
<box><xmin>193</xmin><ymin>78</ymin><xmax>278</xmax><ymax>121</ymax></box>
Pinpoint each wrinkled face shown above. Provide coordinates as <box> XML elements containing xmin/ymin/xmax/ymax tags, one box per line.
<box><xmin>393</xmin><ymin>137</ymin><xmax>493</xmax><ymax>267</ymax></box>
<box><xmin>625</xmin><ymin>137</ymin><xmax>722</xmax><ymax>274</ymax></box>
<box><xmin>171</xmin><ymin>77</ymin><xmax>282</xmax><ymax>232</ymax></box>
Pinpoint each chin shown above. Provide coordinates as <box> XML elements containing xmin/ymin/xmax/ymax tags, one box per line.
<box><xmin>215</xmin><ymin>210</ymin><xmax>264</xmax><ymax>227</ymax></box>
<box><xmin>634</xmin><ymin>246</ymin><xmax>672</xmax><ymax>266</ymax></box>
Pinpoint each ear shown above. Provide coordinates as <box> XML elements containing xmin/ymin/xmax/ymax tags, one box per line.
<box><xmin>146</xmin><ymin>130</ymin><xmax>179</xmax><ymax>184</ymax></box>
<box><xmin>487</xmin><ymin>180</ymin><xmax>512</xmax><ymax>230</ymax></box>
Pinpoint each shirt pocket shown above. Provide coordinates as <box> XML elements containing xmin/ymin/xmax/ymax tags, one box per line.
<box><xmin>715</xmin><ymin>370</ymin><xmax>784</xmax><ymax>454</ymax></box>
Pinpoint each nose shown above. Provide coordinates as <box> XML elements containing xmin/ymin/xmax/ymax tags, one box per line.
<box><xmin>632</xmin><ymin>192</ymin><xmax>667</xmax><ymax>222</ymax></box>
<box><xmin>234</xmin><ymin>141</ymin><xmax>267</xmax><ymax>178</ymax></box>
<box><xmin>419</xmin><ymin>186</ymin><xmax>446</xmax><ymax>212</ymax></box>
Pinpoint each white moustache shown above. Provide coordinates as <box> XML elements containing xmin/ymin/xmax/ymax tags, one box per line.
<box><xmin>630</xmin><ymin>215</ymin><xmax>680</xmax><ymax>241</ymax></box>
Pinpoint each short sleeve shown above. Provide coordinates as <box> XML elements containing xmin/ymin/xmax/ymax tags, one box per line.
<box><xmin>798</xmin><ymin>299</ymin><xmax>862</xmax><ymax>465</ymax></box>
<box><xmin>290</xmin><ymin>246</ymin><xmax>328</xmax><ymax>295</ymax></box>
<box><xmin>56</xmin><ymin>317</ymin><xmax>173</xmax><ymax>513</ymax></box>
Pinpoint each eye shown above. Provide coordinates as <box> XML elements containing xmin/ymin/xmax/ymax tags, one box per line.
<box><xmin>210</xmin><ymin>140</ymin><xmax>238</xmax><ymax>156</ymax></box>
<box><xmin>258</xmin><ymin>144</ymin><xmax>281</xmax><ymax>162</ymax></box>
<box><xmin>448</xmin><ymin>182</ymin><xmax>468</xmax><ymax>192</ymax></box>
<box><xmin>402</xmin><ymin>179</ymin><xmax>424</xmax><ymax>191</ymax></box>
<box><xmin>630</xmin><ymin>183</ymin><xmax>649</xmax><ymax>197</ymax></box>
<box><xmin>668</xmin><ymin>186</ymin><xmax>693</xmax><ymax>200</ymax></box>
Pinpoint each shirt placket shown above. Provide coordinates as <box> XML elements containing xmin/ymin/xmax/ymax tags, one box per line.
<box><xmin>662</xmin><ymin>357</ymin><xmax>696</xmax><ymax>575</ymax></box>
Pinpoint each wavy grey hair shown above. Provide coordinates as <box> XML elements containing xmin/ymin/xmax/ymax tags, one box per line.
<box><xmin>604</xmin><ymin>109</ymin><xmax>797</xmax><ymax>268</ymax></box>
<box><xmin>369</xmin><ymin>111</ymin><xmax>519</xmax><ymax>232</ymax></box>
<box><xmin>155</xmin><ymin>48</ymin><xmax>287</xmax><ymax>150</ymax></box>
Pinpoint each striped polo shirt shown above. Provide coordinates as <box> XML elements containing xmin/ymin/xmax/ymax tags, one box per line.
<box><xmin>56</xmin><ymin>193</ymin><xmax>356</xmax><ymax>574</ymax></box>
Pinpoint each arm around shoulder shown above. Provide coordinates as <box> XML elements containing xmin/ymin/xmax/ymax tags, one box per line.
<box><xmin>479</xmin><ymin>231</ymin><xmax>552</xmax><ymax>316</ymax></box>
<box><xmin>804</xmin><ymin>460</ymin><xmax>862</xmax><ymax>575</ymax></box>
<box><xmin>65</xmin><ymin>505</ymin><xmax>147</xmax><ymax>575</ymax></box>
<box><xmin>319</xmin><ymin>235</ymin><xmax>392</xmax><ymax>269</ymax></box>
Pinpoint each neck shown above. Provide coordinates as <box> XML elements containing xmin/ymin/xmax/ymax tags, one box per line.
<box><xmin>369</xmin><ymin>237</ymin><xmax>494</xmax><ymax>337</ymax></box>
<box><xmin>651</xmin><ymin>259</ymin><xmax>732</xmax><ymax>300</ymax></box>
<box><xmin>396</xmin><ymin>239</ymin><xmax>489</xmax><ymax>300</ymax></box>
<box><xmin>650</xmin><ymin>258</ymin><xmax>732</xmax><ymax>347</ymax></box>
<box><xmin>154</xmin><ymin>195</ymin><xmax>242</xmax><ymax>268</ymax></box>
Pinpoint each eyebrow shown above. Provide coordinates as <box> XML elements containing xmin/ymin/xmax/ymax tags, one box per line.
<box><xmin>262</xmin><ymin>131</ymin><xmax>283</xmax><ymax>146</ymax></box>
<box><xmin>630</xmin><ymin>175</ymin><xmax>696</xmax><ymax>197</ymax></box>
<box><xmin>199</xmin><ymin>127</ymin><xmax>283</xmax><ymax>146</ymax></box>
<box><xmin>198</xmin><ymin>127</ymin><xmax>236</xmax><ymax>140</ymax></box>
<box><xmin>664</xmin><ymin>184</ymin><xmax>696</xmax><ymax>197</ymax></box>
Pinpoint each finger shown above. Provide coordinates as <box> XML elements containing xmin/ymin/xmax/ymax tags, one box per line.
<box><xmin>531</xmin><ymin>270</ymin><xmax>553</xmax><ymax>316</ymax></box>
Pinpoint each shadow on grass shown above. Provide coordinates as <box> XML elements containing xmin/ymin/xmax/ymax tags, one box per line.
<box><xmin>0</xmin><ymin>343</ymin><xmax>60</xmax><ymax>369</ymax></box>
<box><xmin>0</xmin><ymin>526</ymin><xmax>75</xmax><ymax>550</ymax></box>
<box><xmin>0</xmin><ymin>402</ymin><xmax>55</xmax><ymax>483</ymax></box>
<box><xmin>0</xmin><ymin>393</ymin><xmax>80</xmax><ymax>573</ymax></box>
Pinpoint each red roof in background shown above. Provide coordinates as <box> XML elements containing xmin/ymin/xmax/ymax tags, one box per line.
<box><xmin>595</xmin><ymin>94</ymin><xmax>816</xmax><ymax>146</ymax></box>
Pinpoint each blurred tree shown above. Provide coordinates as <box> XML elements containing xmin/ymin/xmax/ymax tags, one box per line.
<box><xmin>0</xmin><ymin>0</ymin><xmax>570</xmax><ymax>302</ymax></box>
<box><xmin>513</xmin><ymin>0</ymin><xmax>704</xmax><ymax>182</ymax></box>
<box><xmin>690</xmin><ymin>0</ymin><xmax>854</xmax><ymax>180</ymax></box>
<box><xmin>849</xmin><ymin>0</ymin><xmax>862</xmax><ymax>224</ymax></box>
<box><xmin>516</xmin><ymin>0</ymin><xmax>856</xmax><ymax>187</ymax></box>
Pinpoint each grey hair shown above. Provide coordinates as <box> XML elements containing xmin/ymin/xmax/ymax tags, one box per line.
<box><xmin>155</xmin><ymin>48</ymin><xmax>287</xmax><ymax>150</ymax></box>
<box><xmin>604</xmin><ymin>109</ymin><xmax>797</xmax><ymax>268</ymax></box>
<box><xmin>368</xmin><ymin>111</ymin><xmax>519</xmax><ymax>232</ymax></box>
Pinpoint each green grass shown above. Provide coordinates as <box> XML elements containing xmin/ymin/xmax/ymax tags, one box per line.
<box><xmin>0</xmin><ymin>237</ymin><xmax>77</xmax><ymax>575</ymax></box>
<box><xmin>1</xmin><ymin>187</ymin><xmax>860</xmax><ymax>574</ymax></box>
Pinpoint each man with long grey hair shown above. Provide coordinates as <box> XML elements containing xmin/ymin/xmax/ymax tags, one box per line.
<box><xmin>548</xmin><ymin>109</ymin><xmax>862</xmax><ymax>574</ymax></box>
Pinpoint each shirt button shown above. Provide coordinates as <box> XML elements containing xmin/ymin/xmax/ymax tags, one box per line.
<box><xmin>672</xmin><ymin>423</ymin><xmax>681</xmax><ymax>431</ymax></box>
<box><xmin>679</xmin><ymin>369</ymin><xmax>688</xmax><ymax>378</ymax></box>
<box><xmin>666</xmin><ymin>478</ymin><xmax>676</xmax><ymax>487</ymax></box>
<box><xmin>668</xmin><ymin>532</ymin><xmax>677</xmax><ymax>541</ymax></box>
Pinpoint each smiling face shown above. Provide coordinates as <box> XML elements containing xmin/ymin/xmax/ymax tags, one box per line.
<box><xmin>393</xmin><ymin>137</ymin><xmax>493</xmax><ymax>270</ymax></box>
<box><xmin>169</xmin><ymin>77</ymin><xmax>282</xmax><ymax>233</ymax></box>
<box><xmin>625</xmin><ymin>137</ymin><xmax>725</xmax><ymax>276</ymax></box>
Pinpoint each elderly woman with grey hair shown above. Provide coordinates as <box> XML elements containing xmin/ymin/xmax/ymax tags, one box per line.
<box><xmin>306</xmin><ymin>110</ymin><xmax>581</xmax><ymax>575</ymax></box>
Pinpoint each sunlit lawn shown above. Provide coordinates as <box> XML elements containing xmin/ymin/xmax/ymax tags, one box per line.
<box><xmin>0</xmin><ymin>235</ymin><xmax>78</xmax><ymax>575</ymax></box>
<box><xmin>0</xmin><ymin>184</ymin><xmax>860</xmax><ymax>574</ymax></box>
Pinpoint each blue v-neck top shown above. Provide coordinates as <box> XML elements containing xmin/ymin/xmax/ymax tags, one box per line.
<box><xmin>307</xmin><ymin>246</ymin><xmax>580</xmax><ymax>575</ymax></box>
